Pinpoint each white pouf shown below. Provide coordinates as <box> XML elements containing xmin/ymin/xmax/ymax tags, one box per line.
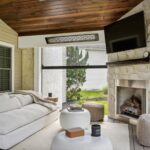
<box><xmin>137</xmin><ymin>114</ymin><xmax>150</xmax><ymax>146</ymax></box>
<box><xmin>60</xmin><ymin>109</ymin><xmax>90</xmax><ymax>129</ymax></box>
<box><xmin>51</xmin><ymin>131</ymin><xmax>113</xmax><ymax>150</ymax></box>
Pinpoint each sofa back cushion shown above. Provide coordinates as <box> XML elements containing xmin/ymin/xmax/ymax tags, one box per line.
<box><xmin>14</xmin><ymin>94</ymin><xmax>33</xmax><ymax>106</ymax></box>
<box><xmin>0</xmin><ymin>93</ymin><xmax>21</xmax><ymax>113</ymax></box>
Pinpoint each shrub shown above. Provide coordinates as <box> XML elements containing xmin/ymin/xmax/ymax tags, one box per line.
<box><xmin>101</xmin><ymin>86</ymin><xmax>108</xmax><ymax>95</ymax></box>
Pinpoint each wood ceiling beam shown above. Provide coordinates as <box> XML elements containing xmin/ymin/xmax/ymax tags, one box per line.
<box><xmin>19</xmin><ymin>27</ymin><xmax>104</xmax><ymax>36</ymax></box>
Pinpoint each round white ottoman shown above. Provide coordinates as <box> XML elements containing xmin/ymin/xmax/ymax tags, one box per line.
<box><xmin>60</xmin><ymin>109</ymin><xmax>90</xmax><ymax>129</ymax></box>
<box><xmin>51</xmin><ymin>131</ymin><xmax>113</xmax><ymax>150</ymax></box>
<box><xmin>137</xmin><ymin>114</ymin><xmax>150</xmax><ymax>146</ymax></box>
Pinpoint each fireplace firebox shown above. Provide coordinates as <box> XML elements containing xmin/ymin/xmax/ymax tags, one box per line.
<box><xmin>116</xmin><ymin>80</ymin><xmax>147</xmax><ymax>119</ymax></box>
<box><xmin>120</xmin><ymin>94</ymin><xmax>142</xmax><ymax>118</ymax></box>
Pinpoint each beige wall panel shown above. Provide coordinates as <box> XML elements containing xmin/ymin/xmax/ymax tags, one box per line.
<box><xmin>22</xmin><ymin>48</ymin><xmax>34</xmax><ymax>90</ymax></box>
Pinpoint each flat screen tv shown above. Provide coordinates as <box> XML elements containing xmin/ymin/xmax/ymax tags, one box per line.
<box><xmin>104</xmin><ymin>11</ymin><xmax>146</xmax><ymax>54</ymax></box>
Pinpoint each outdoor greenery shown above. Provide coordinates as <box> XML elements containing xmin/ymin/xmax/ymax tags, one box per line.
<box><xmin>80</xmin><ymin>90</ymin><xmax>106</xmax><ymax>100</ymax></box>
<box><xmin>101</xmin><ymin>86</ymin><xmax>108</xmax><ymax>95</ymax></box>
<box><xmin>66</xmin><ymin>46</ymin><xmax>108</xmax><ymax>115</ymax></box>
<box><xmin>66</xmin><ymin>46</ymin><xmax>89</xmax><ymax>101</ymax></box>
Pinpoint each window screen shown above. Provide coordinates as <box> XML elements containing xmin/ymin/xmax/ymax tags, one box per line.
<box><xmin>42</xmin><ymin>46</ymin><xmax>107</xmax><ymax>67</ymax></box>
<box><xmin>0</xmin><ymin>46</ymin><xmax>11</xmax><ymax>91</ymax></box>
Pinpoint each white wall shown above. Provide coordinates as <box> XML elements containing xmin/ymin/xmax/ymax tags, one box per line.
<box><xmin>19</xmin><ymin>30</ymin><xmax>105</xmax><ymax>48</ymax></box>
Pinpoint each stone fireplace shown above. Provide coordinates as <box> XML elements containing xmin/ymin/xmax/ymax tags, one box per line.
<box><xmin>108</xmin><ymin>61</ymin><xmax>150</xmax><ymax>123</ymax></box>
<box><xmin>107</xmin><ymin>0</ymin><xmax>150</xmax><ymax>123</ymax></box>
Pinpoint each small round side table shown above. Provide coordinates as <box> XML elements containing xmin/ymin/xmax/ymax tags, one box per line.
<box><xmin>59</xmin><ymin>108</ymin><xmax>90</xmax><ymax>129</ymax></box>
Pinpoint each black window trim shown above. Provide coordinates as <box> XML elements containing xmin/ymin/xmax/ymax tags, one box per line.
<box><xmin>42</xmin><ymin>65</ymin><xmax>107</xmax><ymax>69</ymax></box>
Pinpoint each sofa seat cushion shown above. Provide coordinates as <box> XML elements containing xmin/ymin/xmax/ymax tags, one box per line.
<box><xmin>0</xmin><ymin>104</ymin><xmax>51</xmax><ymax>135</ymax></box>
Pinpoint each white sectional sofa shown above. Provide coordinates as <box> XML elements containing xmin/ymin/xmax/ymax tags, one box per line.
<box><xmin>0</xmin><ymin>93</ymin><xmax>59</xmax><ymax>149</ymax></box>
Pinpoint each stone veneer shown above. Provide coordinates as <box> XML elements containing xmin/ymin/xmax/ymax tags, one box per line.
<box><xmin>107</xmin><ymin>0</ymin><xmax>150</xmax><ymax>121</ymax></box>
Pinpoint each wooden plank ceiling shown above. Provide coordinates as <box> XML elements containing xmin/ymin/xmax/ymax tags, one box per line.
<box><xmin>0</xmin><ymin>0</ymin><xmax>143</xmax><ymax>36</ymax></box>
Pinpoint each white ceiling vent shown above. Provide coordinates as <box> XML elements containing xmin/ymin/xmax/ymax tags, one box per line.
<box><xmin>45</xmin><ymin>33</ymin><xmax>99</xmax><ymax>44</ymax></box>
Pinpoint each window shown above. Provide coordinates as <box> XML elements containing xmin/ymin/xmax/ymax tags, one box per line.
<box><xmin>41</xmin><ymin>46</ymin><xmax>107</xmax><ymax>106</ymax></box>
<box><xmin>0</xmin><ymin>45</ymin><xmax>12</xmax><ymax>91</ymax></box>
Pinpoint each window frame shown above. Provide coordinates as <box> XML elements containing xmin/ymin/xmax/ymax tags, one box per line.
<box><xmin>0</xmin><ymin>41</ymin><xmax>14</xmax><ymax>92</ymax></box>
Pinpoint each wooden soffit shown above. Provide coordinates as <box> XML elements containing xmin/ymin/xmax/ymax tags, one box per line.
<box><xmin>0</xmin><ymin>0</ymin><xmax>143</xmax><ymax>36</ymax></box>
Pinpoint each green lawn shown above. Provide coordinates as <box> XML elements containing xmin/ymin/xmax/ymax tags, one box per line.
<box><xmin>80</xmin><ymin>90</ymin><xmax>105</xmax><ymax>100</ymax></box>
<box><xmin>79</xmin><ymin>90</ymin><xmax>108</xmax><ymax>115</ymax></box>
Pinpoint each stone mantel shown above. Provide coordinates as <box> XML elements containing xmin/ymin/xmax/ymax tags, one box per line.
<box><xmin>107</xmin><ymin>57</ymin><xmax>150</xmax><ymax>66</ymax></box>
<box><xmin>107</xmin><ymin>47</ymin><xmax>150</xmax><ymax>63</ymax></box>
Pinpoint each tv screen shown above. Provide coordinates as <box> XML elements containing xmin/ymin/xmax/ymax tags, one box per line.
<box><xmin>104</xmin><ymin>11</ymin><xmax>146</xmax><ymax>54</ymax></box>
